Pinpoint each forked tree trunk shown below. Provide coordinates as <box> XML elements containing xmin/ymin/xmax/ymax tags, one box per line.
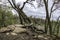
<box><xmin>8</xmin><ymin>0</ymin><xmax>32</xmax><ymax>25</ymax></box>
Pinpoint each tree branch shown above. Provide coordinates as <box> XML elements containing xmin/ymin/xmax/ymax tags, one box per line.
<box><xmin>50</xmin><ymin>2</ymin><xmax>55</xmax><ymax>18</ymax></box>
<box><xmin>12</xmin><ymin>0</ymin><xmax>17</xmax><ymax>8</ymax></box>
<box><xmin>8</xmin><ymin>0</ymin><xmax>15</xmax><ymax>9</ymax></box>
<box><xmin>21</xmin><ymin>0</ymin><xmax>35</xmax><ymax>10</ymax></box>
<box><xmin>21</xmin><ymin>0</ymin><xmax>29</xmax><ymax>10</ymax></box>
<box><xmin>52</xmin><ymin>6</ymin><xmax>60</xmax><ymax>13</ymax></box>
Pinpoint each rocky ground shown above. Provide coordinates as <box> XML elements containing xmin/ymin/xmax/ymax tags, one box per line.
<box><xmin>0</xmin><ymin>24</ymin><xmax>60</xmax><ymax>40</ymax></box>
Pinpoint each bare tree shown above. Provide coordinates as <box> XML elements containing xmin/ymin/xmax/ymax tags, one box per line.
<box><xmin>44</xmin><ymin>0</ymin><xmax>60</xmax><ymax>35</ymax></box>
<box><xmin>36</xmin><ymin>0</ymin><xmax>60</xmax><ymax>35</ymax></box>
<box><xmin>8</xmin><ymin>0</ymin><xmax>35</xmax><ymax>24</ymax></box>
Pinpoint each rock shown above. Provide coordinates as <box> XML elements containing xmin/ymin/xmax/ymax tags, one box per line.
<box><xmin>0</xmin><ymin>27</ymin><xmax>11</xmax><ymax>33</ymax></box>
<box><xmin>6</xmin><ymin>33</ymin><xmax>10</xmax><ymax>35</ymax></box>
<box><xmin>14</xmin><ymin>24</ymin><xmax>24</xmax><ymax>28</ymax></box>
<box><xmin>34</xmin><ymin>35</ymin><xmax>49</xmax><ymax>40</ymax></box>
<box><xmin>0</xmin><ymin>25</ymin><xmax>16</xmax><ymax>33</ymax></box>
<box><xmin>6</xmin><ymin>32</ymin><xmax>17</xmax><ymax>35</ymax></box>
<box><xmin>7</xmin><ymin>25</ymin><xmax>15</xmax><ymax>30</ymax></box>
<box><xmin>38</xmin><ymin>35</ymin><xmax>44</xmax><ymax>38</ymax></box>
<box><xmin>0</xmin><ymin>25</ymin><xmax>26</xmax><ymax>33</ymax></box>
<box><xmin>13</xmin><ymin>27</ymin><xmax>27</xmax><ymax>33</ymax></box>
<box><xmin>14</xmin><ymin>23</ymin><xmax>33</xmax><ymax>28</ymax></box>
<box><xmin>35</xmin><ymin>25</ymin><xmax>44</xmax><ymax>30</ymax></box>
<box><xmin>44</xmin><ymin>37</ymin><xmax>48</xmax><ymax>40</ymax></box>
<box><xmin>10</xmin><ymin>32</ymin><xmax>17</xmax><ymax>35</ymax></box>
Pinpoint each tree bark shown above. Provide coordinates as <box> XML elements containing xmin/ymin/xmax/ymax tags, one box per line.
<box><xmin>43</xmin><ymin>0</ymin><xmax>52</xmax><ymax>35</ymax></box>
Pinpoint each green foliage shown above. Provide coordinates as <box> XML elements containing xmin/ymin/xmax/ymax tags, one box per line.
<box><xmin>0</xmin><ymin>8</ymin><xmax>19</xmax><ymax>27</ymax></box>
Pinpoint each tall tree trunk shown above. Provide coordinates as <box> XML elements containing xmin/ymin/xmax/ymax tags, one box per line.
<box><xmin>45</xmin><ymin>19</ymin><xmax>48</xmax><ymax>34</ymax></box>
<box><xmin>56</xmin><ymin>17</ymin><xmax>60</xmax><ymax>36</ymax></box>
<box><xmin>43</xmin><ymin>0</ymin><xmax>52</xmax><ymax>35</ymax></box>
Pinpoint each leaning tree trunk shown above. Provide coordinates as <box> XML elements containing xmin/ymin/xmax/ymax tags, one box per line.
<box><xmin>17</xmin><ymin>9</ymin><xmax>32</xmax><ymax>24</ymax></box>
<box><xmin>8</xmin><ymin>0</ymin><xmax>32</xmax><ymax>25</ymax></box>
<box><xmin>20</xmin><ymin>10</ymin><xmax>31</xmax><ymax>24</ymax></box>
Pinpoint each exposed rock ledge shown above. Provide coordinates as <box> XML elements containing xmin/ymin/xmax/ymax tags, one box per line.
<box><xmin>0</xmin><ymin>25</ymin><xmax>27</xmax><ymax>35</ymax></box>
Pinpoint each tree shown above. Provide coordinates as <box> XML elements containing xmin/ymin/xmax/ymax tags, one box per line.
<box><xmin>43</xmin><ymin>0</ymin><xmax>60</xmax><ymax>35</ymax></box>
<box><xmin>8</xmin><ymin>0</ymin><xmax>35</xmax><ymax>24</ymax></box>
<box><xmin>36</xmin><ymin>0</ymin><xmax>60</xmax><ymax>35</ymax></box>
<box><xmin>0</xmin><ymin>9</ymin><xmax>20</xmax><ymax>27</ymax></box>
<box><xmin>0</xmin><ymin>1</ymin><xmax>18</xmax><ymax>27</ymax></box>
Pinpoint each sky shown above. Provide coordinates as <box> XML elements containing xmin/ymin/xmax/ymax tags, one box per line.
<box><xmin>1</xmin><ymin>0</ymin><xmax>60</xmax><ymax>20</ymax></box>
<box><xmin>14</xmin><ymin>0</ymin><xmax>60</xmax><ymax>20</ymax></box>
<box><xmin>15</xmin><ymin>0</ymin><xmax>46</xmax><ymax>19</ymax></box>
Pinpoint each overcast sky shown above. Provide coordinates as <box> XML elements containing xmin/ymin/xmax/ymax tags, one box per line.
<box><xmin>15</xmin><ymin>0</ymin><xmax>46</xmax><ymax>18</ymax></box>
<box><xmin>15</xmin><ymin>0</ymin><xmax>60</xmax><ymax>20</ymax></box>
<box><xmin>1</xmin><ymin>0</ymin><xmax>60</xmax><ymax>20</ymax></box>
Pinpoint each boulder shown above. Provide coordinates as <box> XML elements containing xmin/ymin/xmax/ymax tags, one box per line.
<box><xmin>13</xmin><ymin>27</ymin><xmax>27</xmax><ymax>33</ymax></box>
<box><xmin>7</xmin><ymin>25</ymin><xmax>15</xmax><ymax>30</ymax></box>
<box><xmin>0</xmin><ymin>27</ymin><xmax>11</xmax><ymax>33</ymax></box>
<box><xmin>0</xmin><ymin>25</ymin><xmax>16</xmax><ymax>33</ymax></box>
